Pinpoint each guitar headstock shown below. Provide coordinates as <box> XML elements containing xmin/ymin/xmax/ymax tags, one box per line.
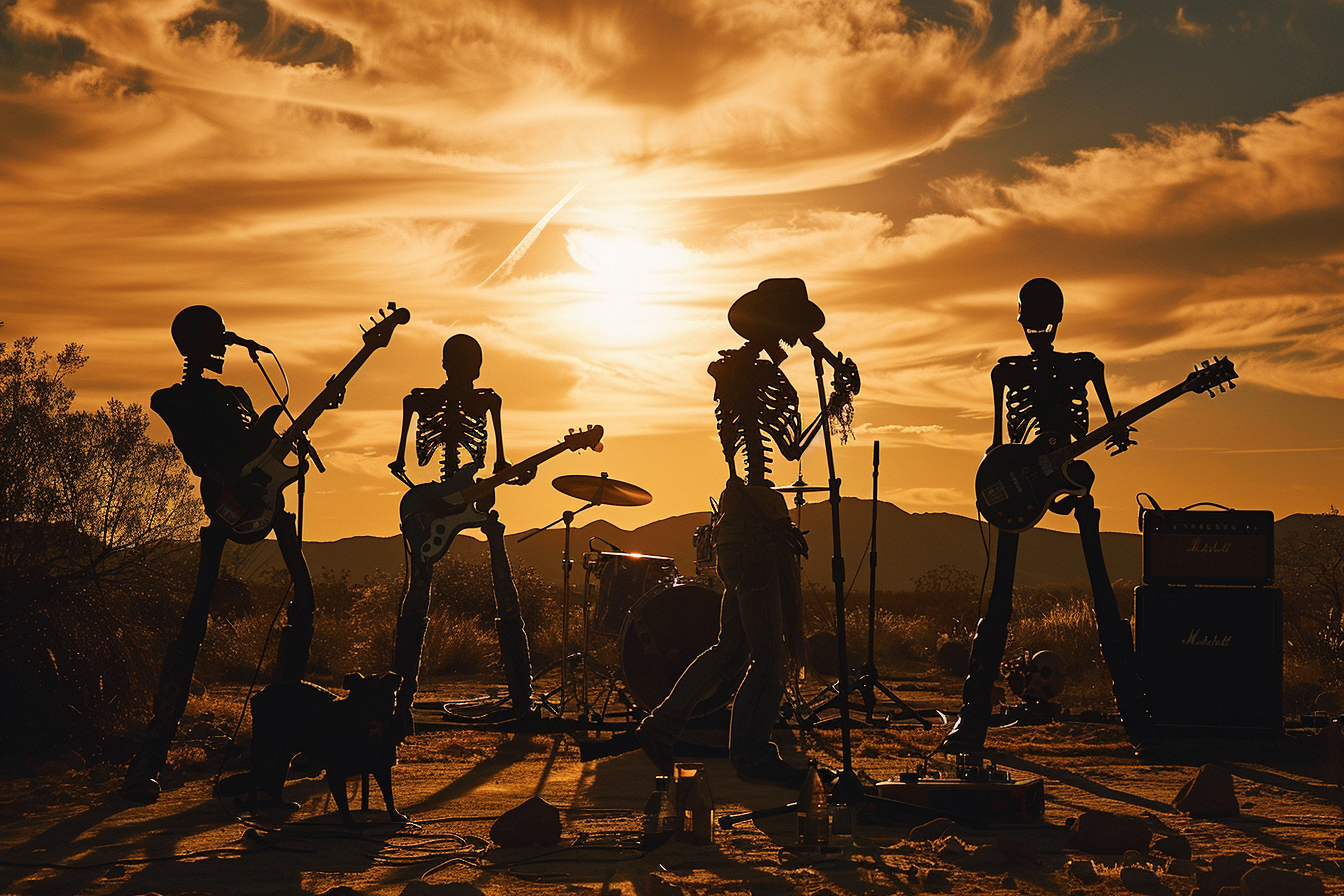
<box><xmin>362</xmin><ymin>303</ymin><xmax>411</xmax><ymax>349</ymax></box>
<box><xmin>1185</xmin><ymin>356</ymin><xmax>1237</xmax><ymax>397</ymax></box>
<box><xmin>565</xmin><ymin>425</ymin><xmax>604</xmax><ymax>453</ymax></box>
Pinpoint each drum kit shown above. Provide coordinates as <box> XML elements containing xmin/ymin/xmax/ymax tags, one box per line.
<box><xmin>521</xmin><ymin>472</ymin><xmax>736</xmax><ymax>728</ymax></box>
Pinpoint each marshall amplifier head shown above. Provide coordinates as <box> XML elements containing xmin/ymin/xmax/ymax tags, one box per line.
<box><xmin>1139</xmin><ymin>499</ymin><xmax>1274</xmax><ymax>587</ymax></box>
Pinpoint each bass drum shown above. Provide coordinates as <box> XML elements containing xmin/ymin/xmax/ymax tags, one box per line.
<box><xmin>619</xmin><ymin>579</ymin><xmax>740</xmax><ymax>715</ymax></box>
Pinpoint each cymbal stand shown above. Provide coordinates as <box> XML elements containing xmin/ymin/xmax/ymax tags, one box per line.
<box><xmin>520</xmin><ymin>501</ymin><xmax>594</xmax><ymax>722</ymax></box>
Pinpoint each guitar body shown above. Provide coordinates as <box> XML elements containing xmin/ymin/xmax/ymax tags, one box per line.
<box><xmin>399</xmin><ymin>466</ymin><xmax>490</xmax><ymax>564</ymax></box>
<box><xmin>975</xmin><ymin>433</ymin><xmax>1087</xmax><ymax>533</ymax></box>
<box><xmin>201</xmin><ymin>405</ymin><xmax>296</xmax><ymax>543</ymax></box>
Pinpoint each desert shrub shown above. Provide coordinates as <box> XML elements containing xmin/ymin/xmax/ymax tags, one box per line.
<box><xmin>870</xmin><ymin>611</ymin><xmax>939</xmax><ymax>671</ymax></box>
<box><xmin>1009</xmin><ymin>595</ymin><xmax>1103</xmax><ymax>679</ymax></box>
<box><xmin>1279</xmin><ymin>511</ymin><xmax>1344</xmax><ymax>696</ymax></box>
<box><xmin>421</xmin><ymin>611</ymin><xmax>497</xmax><ymax>674</ymax></box>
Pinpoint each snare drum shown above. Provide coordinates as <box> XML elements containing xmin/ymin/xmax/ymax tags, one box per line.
<box><xmin>618</xmin><ymin>579</ymin><xmax>740</xmax><ymax>714</ymax></box>
<box><xmin>589</xmin><ymin>552</ymin><xmax>675</xmax><ymax>636</ymax></box>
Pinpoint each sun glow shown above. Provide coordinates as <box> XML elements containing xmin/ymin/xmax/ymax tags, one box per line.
<box><xmin>564</xmin><ymin>229</ymin><xmax>695</xmax><ymax>346</ymax></box>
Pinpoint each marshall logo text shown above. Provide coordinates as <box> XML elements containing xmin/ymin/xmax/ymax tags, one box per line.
<box><xmin>1185</xmin><ymin>537</ymin><xmax>1233</xmax><ymax>554</ymax></box>
<box><xmin>1182</xmin><ymin>629</ymin><xmax>1232</xmax><ymax>647</ymax></box>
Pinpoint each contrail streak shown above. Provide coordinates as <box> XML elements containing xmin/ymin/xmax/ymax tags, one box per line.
<box><xmin>477</xmin><ymin>179</ymin><xmax>589</xmax><ymax>288</ymax></box>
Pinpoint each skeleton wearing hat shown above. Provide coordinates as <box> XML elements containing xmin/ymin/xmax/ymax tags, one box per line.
<box><xmin>636</xmin><ymin>279</ymin><xmax>832</xmax><ymax>787</ymax></box>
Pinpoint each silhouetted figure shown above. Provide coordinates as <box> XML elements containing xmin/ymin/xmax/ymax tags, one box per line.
<box><xmin>941</xmin><ymin>278</ymin><xmax>1157</xmax><ymax>757</ymax></box>
<box><xmin>388</xmin><ymin>335</ymin><xmax>534</xmax><ymax>722</ymax></box>
<box><xmin>121</xmin><ymin>306</ymin><xmax>322</xmax><ymax>802</ymax></box>
<box><xmin>636</xmin><ymin>278</ymin><xmax>823</xmax><ymax>787</ymax></box>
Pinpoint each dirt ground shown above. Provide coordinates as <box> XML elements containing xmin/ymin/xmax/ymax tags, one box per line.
<box><xmin>3</xmin><ymin>673</ymin><xmax>1344</xmax><ymax>896</ymax></box>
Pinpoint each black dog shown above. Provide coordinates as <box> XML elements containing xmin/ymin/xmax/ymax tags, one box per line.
<box><xmin>248</xmin><ymin>671</ymin><xmax>407</xmax><ymax>825</ymax></box>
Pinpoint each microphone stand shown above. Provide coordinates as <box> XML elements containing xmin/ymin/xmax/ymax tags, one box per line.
<box><xmin>808</xmin><ymin>345</ymin><xmax>862</xmax><ymax>803</ymax></box>
<box><xmin>847</xmin><ymin>443</ymin><xmax>931</xmax><ymax>729</ymax></box>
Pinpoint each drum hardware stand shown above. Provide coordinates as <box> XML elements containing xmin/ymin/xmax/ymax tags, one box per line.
<box><xmin>575</xmin><ymin>549</ymin><xmax>644</xmax><ymax>726</ymax></box>
<box><xmin>772</xmin><ymin>473</ymin><xmax>830</xmax><ymax>732</ymax></box>
<box><xmin>520</xmin><ymin>503</ymin><xmax>589</xmax><ymax>724</ymax></box>
<box><xmin>520</xmin><ymin>472</ymin><xmax>652</xmax><ymax>728</ymax></box>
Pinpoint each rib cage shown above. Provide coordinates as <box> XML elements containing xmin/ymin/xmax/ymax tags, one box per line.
<box><xmin>998</xmin><ymin>352</ymin><xmax>1099</xmax><ymax>444</ymax></box>
<box><xmin>412</xmin><ymin>388</ymin><xmax>492</xmax><ymax>479</ymax></box>
<box><xmin>711</xmin><ymin>348</ymin><xmax>801</xmax><ymax>485</ymax></box>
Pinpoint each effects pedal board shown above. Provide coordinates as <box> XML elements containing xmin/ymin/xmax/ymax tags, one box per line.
<box><xmin>867</xmin><ymin>754</ymin><xmax>1045</xmax><ymax>825</ymax></box>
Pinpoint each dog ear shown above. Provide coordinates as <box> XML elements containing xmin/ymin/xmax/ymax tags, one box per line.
<box><xmin>343</xmin><ymin>672</ymin><xmax>366</xmax><ymax>690</ymax></box>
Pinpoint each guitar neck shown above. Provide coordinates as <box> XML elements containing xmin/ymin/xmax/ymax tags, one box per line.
<box><xmin>273</xmin><ymin>344</ymin><xmax>377</xmax><ymax>457</ymax></box>
<box><xmin>458</xmin><ymin>442</ymin><xmax>572</xmax><ymax>503</ymax></box>
<box><xmin>1052</xmin><ymin>381</ymin><xmax>1192</xmax><ymax>465</ymax></box>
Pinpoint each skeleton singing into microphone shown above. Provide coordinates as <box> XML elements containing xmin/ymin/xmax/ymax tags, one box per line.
<box><xmin>121</xmin><ymin>306</ymin><xmax>325</xmax><ymax>802</ymax></box>
<box><xmin>389</xmin><ymin>335</ymin><xmax>534</xmax><ymax>723</ymax></box>
<box><xmin>940</xmin><ymin>277</ymin><xmax>1158</xmax><ymax>758</ymax></box>
<box><xmin>636</xmin><ymin>278</ymin><xmax>857</xmax><ymax>787</ymax></box>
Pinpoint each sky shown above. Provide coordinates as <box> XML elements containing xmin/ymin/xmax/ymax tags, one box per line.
<box><xmin>3</xmin><ymin>0</ymin><xmax>1343</xmax><ymax>544</ymax></box>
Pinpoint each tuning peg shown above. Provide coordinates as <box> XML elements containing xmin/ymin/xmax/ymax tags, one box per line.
<box><xmin>360</xmin><ymin>325</ymin><xmax>368</xmax><ymax>334</ymax></box>
<box><xmin>1229</xmin><ymin>380</ymin><xmax>1236</xmax><ymax>389</ymax></box>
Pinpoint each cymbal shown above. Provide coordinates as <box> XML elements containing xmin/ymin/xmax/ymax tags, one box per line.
<box><xmin>552</xmin><ymin>474</ymin><xmax>652</xmax><ymax>507</ymax></box>
<box><xmin>772</xmin><ymin>484</ymin><xmax>830</xmax><ymax>494</ymax></box>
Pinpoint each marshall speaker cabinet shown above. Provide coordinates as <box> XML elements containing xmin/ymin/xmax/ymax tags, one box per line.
<box><xmin>1139</xmin><ymin>505</ymin><xmax>1273</xmax><ymax>586</ymax></box>
<box><xmin>1134</xmin><ymin>584</ymin><xmax>1282</xmax><ymax>737</ymax></box>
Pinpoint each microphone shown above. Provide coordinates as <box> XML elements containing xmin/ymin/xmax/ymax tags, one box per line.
<box><xmin>224</xmin><ymin>331</ymin><xmax>272</xmax><ymax>355</ymax></box>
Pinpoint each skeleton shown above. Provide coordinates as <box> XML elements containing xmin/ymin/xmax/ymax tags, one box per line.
<box><xmin>636</xmin><ymin>279</ymin><xmax>849</xmax><ymax>786</ymax></box>
<box><xmin>388</xmin><ymin>334</ymin><xmax>533</xmax><ymax>722</ymax></box>
<box><xmin>940</xmin><ymin>278</ymin><xmax>1157</xmax><ymax>757</ymax></box>
<box><xmin>123</xmin><ymin>305</ymin><xmax>319</xmax><ymax>802</ymax></box>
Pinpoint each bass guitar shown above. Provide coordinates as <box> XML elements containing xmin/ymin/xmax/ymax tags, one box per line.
<box><xmin>401</xmin><ymin>425</ymin><xmax>604</xmax><ymax>563</ymax></box>
<box><xmin>976</xmin><ymin>357</ymin><xmax>1237</xmax><ymax>533</ymax></box>
<box><xmin>203</xmin><ymin>303</ymin><xmax>410</xmax><ymax>541</ymax></box>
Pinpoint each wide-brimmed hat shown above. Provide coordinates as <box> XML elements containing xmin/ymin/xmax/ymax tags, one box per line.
<box><xmin>728</xmin><ymin>278</ymin><xmax>825</xmax><ymax>343</ymax></box>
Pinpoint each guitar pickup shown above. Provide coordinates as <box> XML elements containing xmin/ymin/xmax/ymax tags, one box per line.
<box><xmin>1037</xmin><ymin>456</ymin><xmax>1053</xmax><ymax>476</ymax></box>
<box><xmin>981</xmin><ymin>483</ymin><xmax>1009</xmax><ymax>506</ymax></box>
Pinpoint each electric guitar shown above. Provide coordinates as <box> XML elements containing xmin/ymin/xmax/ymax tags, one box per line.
<box><xmin>203</xmin><ymin>304</ymin><xmax>410</xmax><ymax>541</ymax></box>
<box><xmin>975</xmin><ymin>357</ymin><xmax>1237</xmax><ymax>533</ymax></box>
<box><xmin>401</xmin><ymin>425</ymin><xmax>604</xmax><ymax>563</ymax></box>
